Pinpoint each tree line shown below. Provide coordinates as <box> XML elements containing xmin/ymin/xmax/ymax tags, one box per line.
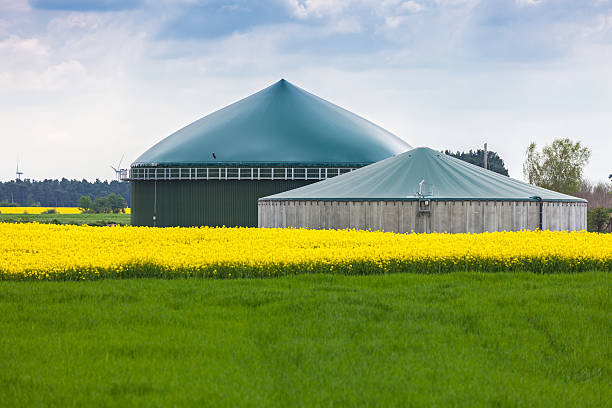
<box><xmin>444</xmin><ymin>149</ymin><xmax>509</xmax><ymax>176</ymax></box>
<box><xmin>78</xmin><ymin>193</ymin><xmax>127</xmax><ymax>214</ymax></box>
<box><xmin>0</xmin><ymin>179</ymin><xmax>130</xmax><ymax>207</ymax></box>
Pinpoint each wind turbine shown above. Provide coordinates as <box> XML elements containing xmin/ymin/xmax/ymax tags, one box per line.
<box><xmin>110</xmin><ymin>155</ymin><xmax>124</xmax><ymax>181</ymax></box>
<box><xmin>16</xmin><ymin>160</ymin><xmax>23</xmax><ymax>181</ymax></box>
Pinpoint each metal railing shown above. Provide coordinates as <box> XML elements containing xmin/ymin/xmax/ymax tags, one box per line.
<box><xmin>122</xmin><ymin>167</ymin><xmax>356</xmax><ymax>181</ymax></box>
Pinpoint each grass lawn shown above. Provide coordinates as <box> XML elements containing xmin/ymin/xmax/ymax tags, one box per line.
<box><xmin>0</xmin><ymin>213</ymin><xmax>130</xmax><ymax>225</ymax></box>
<box><xmin>0</xmin><ymin>272</ymin><xmax>610</xmax><ymax>407</ymax></box>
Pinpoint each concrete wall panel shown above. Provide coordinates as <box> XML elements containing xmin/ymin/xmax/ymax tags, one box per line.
<box><xmin>399</xmin><ymin>202</ymin><xmax>417</xmax><ymax>233</ymax></box>
<box><xmin>330</xmin><ymin>202</ymin><xmax>348</xmax><ymax>229</ymax></box>
<box><xmin>382</xmin><ymin>202</ymin><xmax>399</xmax><ymax>232</ymax></box>
<box><xmin>259</xmin><ymin>202</ymin><xmax>265</xmax><ymax>228</ymax></box>
<box><xmin>365</xmin><ymin>202</ymin><xmax>380</xmax><ymax>231</ymax></box>
<box><xmin>258</xmin><ymin>200</ymin><xmax>587</xmax><ymax>233</ymax></box>
<box><xmin>285</xmin><ymin>202</ymin><xmax>296</xmax><ymax>228</ymax></box>
<box><xmin>295</xmin><ymin>202</ymin><xmax>305</xmax><ymax>228</ymax></box>
<box><xmin>320</xmin><ymin>201</ymin><xmax>330</xmax><ymax>229</ymax></box>
<box><xmin>467</xmin><ymin>202</ymin><xmax>482</xmax><ymax>232</ymax></box>
<box><xmin>305</xmin><ymin>202</ymin><xmax>320</xmax><ymax>229</ymax></box>
<box><xmin>450</xmin><ymin>201</ymin><xmax>467</xmax><ymax>234</ymax></box>
<box><xmin>349</xmin><ymin>202</ymin><xmax>366</xmax><ymax>230</ymax></box>
<box><xmin>515</xmin><ymin>203</ymin><xmax>526</xmax><ymax>231</ymax></box>
<box><xmin>277</xmin><ymin>202</ymin><xmax>285</xmax><ymax>228</ymax></box>
<box><xmin>433</xmin><ymin>201</ymin><xmax>452</xmax><ymax>232</ymax></box>
<box><xmin>415</xmin><ymin>213</ymin><xmax>427</xmax><ymax>233</ymax></box>
<box><xmin>483</xmin><ymin>201</ymin><xmax>496</xmax><ymax>232</ymax></box>
<box><xmin>544</xmin><ymin>203</ymin><xmax>554</xmax><ymax>231</ymax></box>
<box><xmin>526</xmin><ymin>202</ymin><xmax>538</xmax><ymax>230</ymax></box>
<box><xmin>500</xmin><ymin>202</ymin><xmax>512</xmax><ymax>231</ymax></box>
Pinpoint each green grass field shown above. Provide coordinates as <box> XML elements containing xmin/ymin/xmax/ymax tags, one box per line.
<box><xmin>0</xmin><ymin>213</ymin><xmax>130</xmax><ymax>225</ymax></box>
<box><xmin>0</xmin><ymin>272</ymin><xmax>610</xmax><ymax>407</ymax></box>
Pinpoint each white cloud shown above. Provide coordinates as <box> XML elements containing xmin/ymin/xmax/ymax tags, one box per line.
<box><xmin>384</xmin><ymin>15</ymin><xmax>407</xmax><ymax>29</ymax></box>
<box><xmin>0</xmin><ymin>0</ymin><xmax>30</xmax><ymax>12</ymax></box>
<box><xmin>515</xmin><ymin>0</ymin><xmax>543</xmax><ymax>6</ymax></box>
<box><xmin>580</xmin><ymin>12</ymin><xmax>612</xmax><ymax>40</ymax></box>
<box><xmin>286</xmin><ymin>0</ymin><xmax>352</xmax><ymax>19</ymax></box>
<box><xmin>398</xmin><ymin>1</ymin><xmax>424</xmax><ymax>13</ymax></box>
<box><xmin>334</xmin><ymin>17</ymin><xmax>362</xmax><ymax>33</ymax></box>
<box><xmin>0</xmin><ymin>35</ymin><xmax>49</xmax><ymax>56</ymax></box>
<box><xmin>47</xmin><ymin>13</ymin><xmax>104</xmax><ymax>31</ymax></box>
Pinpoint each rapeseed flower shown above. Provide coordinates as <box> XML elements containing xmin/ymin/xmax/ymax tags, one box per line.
<box><xmin>0</xmin><ymin>223</ymin><xmax>610</xmax><ymax>281</ymax></box>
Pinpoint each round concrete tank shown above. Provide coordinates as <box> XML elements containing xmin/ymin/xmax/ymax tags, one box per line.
<box><xmin>258</xmin><ymin>147</ymin><xmax>587</xmax><ymax>233</ymax></box>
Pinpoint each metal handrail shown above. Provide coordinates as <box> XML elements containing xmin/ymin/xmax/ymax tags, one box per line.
<box><xmin>121</xmin><ymin>167</ymin><xmax>356</xmax><ymax>181</ymax></box>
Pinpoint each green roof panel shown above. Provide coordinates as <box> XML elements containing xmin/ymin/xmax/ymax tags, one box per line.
<box><xmin>260</xmin><ymin>147</ymin><xmax>586</xmax><ymax>202</ymax></box>
<box><xmin>134</xmin><ymin>79</ymin><xmax>411</xmax><ymax>166</ymax></box>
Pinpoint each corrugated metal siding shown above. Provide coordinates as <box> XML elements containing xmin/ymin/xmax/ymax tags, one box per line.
<box><xmin>131</xmin><ymin>179</ymin><xmax>319</xmax><ymax>227</ymax></box>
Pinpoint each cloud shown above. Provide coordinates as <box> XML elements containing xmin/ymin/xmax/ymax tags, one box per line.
<box><xmin>28</xmin><ymin>0</ymin><xmax>142</xmax><ymax>11</ymax></box>
<box><xmin>0</xmin><ymin>0</ymin><xmax>31</xmax><ymax>12</ymax></box>
<box><xmin>515</xmin><ymin>0</ymin><xmax>542</xmax><ymax>6</ymax></box>
<box><xmin>1</xmin><ymin>0</ymin><xmax>612</xmax><ymax>182</ymax></box>
<box><xmin>398</xmin><ymin>1</ymin><xmax>424</xmax><ymax>13</ymax></box>
<box><xmin>287</xmin><ymin>0</ymin><xmax>352</xmax><ymax>20</ymax></box>
<box><xmin>0</xmin><ymin>35</ymin><xmax>49</xmax><ymax>55</ymax></box>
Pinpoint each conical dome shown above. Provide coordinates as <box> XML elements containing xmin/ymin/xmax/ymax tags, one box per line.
<box><xmin>134</xmin><ymin>79</ymin><xmax>411</xmax><ymax>167</ymax></box>
<box><xmin>261</xmin><ymin>147</ymin><xmax>586</xmax><ymax>202</ymax></box>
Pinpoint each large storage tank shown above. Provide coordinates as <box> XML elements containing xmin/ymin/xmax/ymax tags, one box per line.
<box><xmin>128</xmin><ymin>79</ymin><xmax>411</xmax><ymax>227</ymax></box>
<box><xmin>258</xmin><ymin>147</ymin><xmax>587</xmax><ymax>233</ymax></box>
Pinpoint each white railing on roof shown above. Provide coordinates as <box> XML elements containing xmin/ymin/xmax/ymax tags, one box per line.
<box><xmin>122</xmin><ymin>167</ymin><xmax>356</xmax><ymax>181</ymax></box>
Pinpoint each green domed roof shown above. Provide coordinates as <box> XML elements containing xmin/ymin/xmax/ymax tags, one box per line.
<box><xmin>261</xmin><ymin>147</ymin><xmax>586</xmax><ymax>202</ymax></box>
<box><xmin>133</xmin><ymin>79</ymin><xmax>411</xmax><ymax>167</ymax></box>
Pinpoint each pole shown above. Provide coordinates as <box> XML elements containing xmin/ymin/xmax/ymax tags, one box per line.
<box><xmin>153</xmin><ymin>178</ymin><xmax>157</xmax><ymax>227</ymax></box>
<box><xmin>538</xmin><ymin>198</ymin><xmax>543</xmax><ymax>230</ymax></box>
<box><xmin>530</xmin><ymin>196</ymin><xmax>543</xmax><ymax>230</ymax></box>
<box><xmin>484</xmin><ymin>143</ymin><xmax>488</xmax><ymax>170</ymax></box>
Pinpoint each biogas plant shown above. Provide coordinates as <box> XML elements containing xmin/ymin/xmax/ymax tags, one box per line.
<box><xmin>127</xmin><ymin>79</ymin><xmax>410</xmax><ymax>227</ymax></box>
<box><xmin>126</xmin><ymin>79</ymin><xmax>586</xmax><ymax>232</ymax></box>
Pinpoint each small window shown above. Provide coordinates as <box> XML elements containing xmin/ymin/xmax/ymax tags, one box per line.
<box><xmin>419</xmin><ymin>199</ymin><xmax>431</xmax><ymax>212</ymax></box>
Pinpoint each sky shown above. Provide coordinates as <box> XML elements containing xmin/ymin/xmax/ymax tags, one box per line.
<box><xmin>1</xmin><ymin>0</ymin><xmax>611</xmax><ymax>183</ymax></box>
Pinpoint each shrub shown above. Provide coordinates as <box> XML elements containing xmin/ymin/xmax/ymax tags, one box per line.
<box><xmin>587</xmin><ymin>207</ymin><xmax>611</xmax><ymax>233</ymax></box>
<box><xmin>78</xmin><ymin>195</ymin><xmax>93</xmax><ymax>214</ymax></box>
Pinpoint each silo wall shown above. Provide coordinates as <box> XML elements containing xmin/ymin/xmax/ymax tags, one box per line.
<box><xmin>258</xmin><ymin>200</ymin><xmax>587</xmax><ymax>233</ymax></box>
<box><xmin>131</xmin><ymin>179</ymin><xmax>318</xmax><ymax>227</ymax></box>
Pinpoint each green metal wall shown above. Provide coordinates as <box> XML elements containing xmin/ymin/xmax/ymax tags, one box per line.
<box><xmin>131</xmin><ymin>179</ymin><xmax>319</xmax><ymax>227</ymax></box>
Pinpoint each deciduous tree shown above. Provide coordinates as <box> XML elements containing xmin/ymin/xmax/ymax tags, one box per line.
<box><xmin>78</xmin><ymin>195</ymin><xmax>93</xmax><ymax>213</ymax></box>
<box><xmin>523</xmin><ymin>138</ymin><xmax>590</xmax><ymax>194</ymax></box>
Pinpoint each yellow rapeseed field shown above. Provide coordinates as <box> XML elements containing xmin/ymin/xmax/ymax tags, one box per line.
<box><xmin>0</xmin><ymin>207</ymin><xmax>82</xmax><ymax>214</ymax></box>
<box><xmin>0</xmin><ymin>207</ymin><xmax>130</xmax><ymax>214</ymax></box>
<box><xmin>1</xmin><ymin>223</ymin><xmax>610</xmax><ymax>280</ymax></box>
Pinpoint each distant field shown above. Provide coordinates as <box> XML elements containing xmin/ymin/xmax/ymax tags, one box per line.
<box><xmin>0</xmin><ymin>273</ymin><xmax>610</xmax><ymax>407</ymax></box>
<box><xmin>0</xmin><ymin>207</ymin><xmax>130</xmax><ymax>214</ymax></box>
<box><xmin>0</xmin><ymin>213</ymin><xmax>130</xmax><ymax>226</ymax></box>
